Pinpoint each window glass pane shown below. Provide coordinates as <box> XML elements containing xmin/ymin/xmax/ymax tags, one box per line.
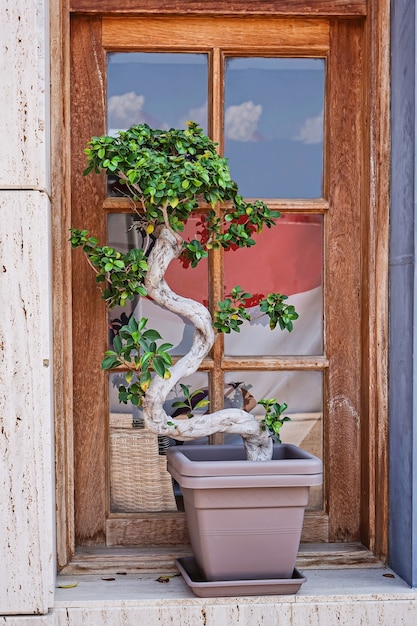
<box><xmin>107</xmin><ymin>213</ymin><xmax>208</xmax><ymax>356</ymax></box>
<box><xmin>107</xmin><ymin>52</ymin><xmax>208</xmax><ymax>134</ymax></box>
<box><xmin>109</xmin><ymin>371</ymin><xmax>209</xmax><ymax>513</ymax></box>
<box><xmin>166</xmin><ymin>371</ymin><xmax>210</xmax><ymax>422</ymax></box>
<box><xmin>224</xmin><ymin>214</ymin><xmax>323</xmax><ymax>356</ymax></box>
<box><xmin>224</xmin><ymin>58</ymin><xmax>325</xmax><ymax>198</ymax></box>
<box><xmin>224</xmin><ymin>370</ymin><xmax>323</xmax><ymax>509</ymax></box>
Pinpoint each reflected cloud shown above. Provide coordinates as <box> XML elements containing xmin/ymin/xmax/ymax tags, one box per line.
<box><xmin>183</xmin><ymin>100</ymin><xmax>263</xmax><ymax>142</ymax></box>
<box><xmin>109</xmin><ymin>95</ymin><xmax>264</xmax><ymax>143</ymax></box>
<box><xmin>108</xmin><ymin>92</ymin><xmax>169</xmax><ymax>133</ymax></box>
<box><xmin>294</xmin><ymin>111</ymin><xmax>323</xmax><ymax>145</ymax></box>
<box><xmin>225</xmin><ymin>101</ymin><xmax>262</xmax><ymax>142</ymax></box>
<box><xmin>108</xmin><ymin>92</ymin><xmax>145</xmax><ymax>129</ymax></box>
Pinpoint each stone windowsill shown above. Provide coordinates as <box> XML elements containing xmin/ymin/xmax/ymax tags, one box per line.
<box><xmin>54</xmin><ymin>566</ymin><xmax>417</xmax><ymax>623</ymax></box>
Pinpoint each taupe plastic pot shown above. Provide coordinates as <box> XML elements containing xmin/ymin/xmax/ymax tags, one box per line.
<box><xmin>166</xmin><ymin>443</ymin><xmax>323</xmax><ymax>583</ymax></box>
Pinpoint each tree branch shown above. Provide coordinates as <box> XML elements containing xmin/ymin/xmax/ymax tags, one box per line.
<box><xmin>141</xmin><ymin>226</ymin><xmax>273</xmax><ymax>461</ymax></box>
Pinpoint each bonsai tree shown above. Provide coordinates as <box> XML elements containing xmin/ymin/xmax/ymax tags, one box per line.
<box><xmin>70</xmin><ymin>122</ymin><xmax>298</xmax><ymax>461</ymax></box>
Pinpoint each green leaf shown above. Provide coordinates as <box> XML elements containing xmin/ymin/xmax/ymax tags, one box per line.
<box><xmin>172</xmin><ymin>400</ymin><xmax>189</xmax><ymax>409</ymax></box>
<box><xmin>159</xmin><ymin>352</ymin><xmax>172</xmax><ymax>365</ymax></box>
<box><xmin>140</xmin><ymin>351</ymin><xmax>155</xmax><ymax>367</ymax></box>
<box><xmin>101</xmin><ymin>356</ymin><xmax>120</xmax><ymax>370</ymax></box>
<box><xmin>194</xmin><ymin>399</ymin><xmax>210</xmax><ymax>410</ymax></box>
<box><xmin>113</xmin><ymin>335</ymin><xmax>122</xmax><ymax>354</ymax></box>
<box><xmin>138</xmin><ymin>318</ymin><xmax>148</xmax><ymax>331</ymax></box>
<box><xmin>142</xmin><ymin>329</ymin><xmax>162</xmax><ymax>341</ymax></box>
<box><xmin>153</xmin><ymin>356</ymin><xmax>166</xmax><ymax>378</ymax></box>
<box><xmin>179</xmin><ymin>383</ymin><xmax>190</xmax><ymax>398</ymax></box>
<box><xmin>158</xmin><ymin>342</ymin><xmax>174</xmax><ymax>353</ymax></box>
<box><xmin>128</xmin><ymin>316</ymin><xmax>139</xmax><ymax>332</ymax></box>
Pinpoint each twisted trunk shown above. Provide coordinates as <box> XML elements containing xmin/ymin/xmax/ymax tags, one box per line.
<box><xmin>141</xmin><ymin>226</ymin><xmax>273</xmax><ymax>461</ymax></box>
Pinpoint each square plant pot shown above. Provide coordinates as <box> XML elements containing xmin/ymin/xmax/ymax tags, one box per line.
<box><xmin>167</xmin><ymin>443</ymin><xmax>322</xmax><ymax>582</ymax></box>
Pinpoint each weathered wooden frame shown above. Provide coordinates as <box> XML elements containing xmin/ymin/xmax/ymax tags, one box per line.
<box><xmin>51</xmin><ymin>0</ymin><xmax>390</xmax><ymax>572</ymax></box>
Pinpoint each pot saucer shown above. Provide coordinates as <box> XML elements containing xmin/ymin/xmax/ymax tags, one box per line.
<box><xmin>176</xmin><ymin>556</ymin><xmax>306</xmax><ymax>598</ymax></box>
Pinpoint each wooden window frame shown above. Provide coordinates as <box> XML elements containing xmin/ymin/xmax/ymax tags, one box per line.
<box><xmin>51</xmin><ymin>0</ymin><xmax>390</xmax><ymax>573</ymax></box>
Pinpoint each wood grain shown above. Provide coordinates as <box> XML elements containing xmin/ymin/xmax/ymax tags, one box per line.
<box><xmin>103</xmin><ymin>197</ymin><xmax>330</xmax><ymax>214</ymax></box>
<box><xmin>60</xmin><ymin>545</ymin><xmax>193</xmax><ymax>575</ymax></box>
<box><xmin>106</xmin><ymin>514</ymin><xmax>190</xmax><ymax>547</ymax></box>
<box><xmin>59</xmin><ymin>542</ymin><xmax>380</xmax><ymax>575</ymax></box>
<box><xmin>71</xmin><ymin>16</ymin><xmax>108</xmax><ymax>545</ymax></box>
<box><xmin>102</xmin><ymin>17</ymin><xmax>329</xmax><ymax>52</ymax></box>
<box><xmin>208</xmin><ymin>48</ymin><xmax>226</xmax><ymax>446</ymax></box>
<box><xmin>360</xmin><ymin>0</ymin><xmax>390</xmax><ymax>560</ymax></box>
<box><xmin>60</xmin><ymin>4</ymin><xmax>390</xmax><ymax>564</ymax></box>
<box><xmin>51</xmin><ymin>0</ymin><xmax>75</xmax><ymax>569</ymax></box>
<box><xmin>372</xmin><ymin>0</ymin><xmax>389</xmax><ymax>561</ymax></box>
<box><xmin>325</xmin><ymin>18</ymin><xmax>364</xmax><ymax>541</ymax></box>
<box><xmin>222</xmin><ymin>357</ymin><xmax>329</xmax><ymax>371</ymax></box>
<box><xmin>296</xmin><ymin>541</ymin><xmax>382</xmax><ymax>569</ymax></box>
<box><xmin>70</xmin><ymin>0</ymin><xmax>367</xmax><ymax>17</ymax></box>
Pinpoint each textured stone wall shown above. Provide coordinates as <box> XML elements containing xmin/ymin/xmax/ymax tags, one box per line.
<box><xmin>0</xmin><ymin>0</ymin><xmax>55</xmax><ymax>616</ymax></box>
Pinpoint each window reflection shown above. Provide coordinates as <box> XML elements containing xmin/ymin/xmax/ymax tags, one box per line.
<box><xmin>224</xmin><ymin>214</ymin><xmax>323</xmax><ymax>356</ymax></box>
<box><xmin>224</xmin><ymin>370</ymin><xmax>323</xmax><ymax>509</ymax></box>
<box><xmin>107</xmin><ymin>213</ymin><xmax>208</xmax><ymax>355</ymax></box>
<box><xmin>224</xmin><ymin>58</ymin><xmax>325</xmax><ymax>198</ymax></box>
<box><xmin>108</xmin><ymin>370</ymin><xmax>209</xmax><ymax>512</ymax></box>
<box><xmin>107</xmin><ymin>52</ymin><xmax>208</xmax><ymax>134</ymax></box>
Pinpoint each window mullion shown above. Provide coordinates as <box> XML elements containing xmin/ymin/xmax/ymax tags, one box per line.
<box><xmin>208</xmin><ymin>47</ymin><xmax>225</xmax><ymax>440</ymax></box>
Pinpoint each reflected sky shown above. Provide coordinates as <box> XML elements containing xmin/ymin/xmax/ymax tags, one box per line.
<box><xmin>107</xmin><ymin>53</ymin><xmax>325</xmax><ymax>199</ymax></box>
<box><xmin>224</xmin><ymin>57</ymin><xmax>324</xmax><ymax>197</ymax></box>
<box><xmin>107</xmin><ymin>53</ymin><xmax>208</xmax><ymax>133</ymax></box>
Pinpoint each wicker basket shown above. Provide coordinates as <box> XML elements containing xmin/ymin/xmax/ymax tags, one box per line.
<box><xmin>110</xmin><ymin>414</ymin><xmax>177</xmax><ymax>513</ymax></box>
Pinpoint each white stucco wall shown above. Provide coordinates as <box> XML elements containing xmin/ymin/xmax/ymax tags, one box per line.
<box><xmin>0</xmin><ymin>0</ymin><xmax>55</xmax><ymax>616</ymax></box>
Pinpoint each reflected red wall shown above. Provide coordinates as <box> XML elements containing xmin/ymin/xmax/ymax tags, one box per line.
<box><xmin>165</xmin><ymin>214</ymin><xmax>322</xmax><ymax>303</ymax></box>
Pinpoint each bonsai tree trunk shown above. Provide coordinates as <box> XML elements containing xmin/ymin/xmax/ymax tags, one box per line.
<box><xmin>142</xmin><ymin>226</ymin><xmax>273</xmax><ymax>461</ymax></box>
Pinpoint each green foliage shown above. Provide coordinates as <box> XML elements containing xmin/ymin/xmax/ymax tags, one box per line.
<box><xmin>214</xmin><ymin>287</ymin><xmax>298</xmax><ymax>335</ymax></box>
<box><xmin>258</xmin><ymin>399</ymin><xmax>291</xmax><ymax>444</ymax></box>
<box><xmin>259</xmin><ymin>293</ymin><xmax>299</xmax><ymax>331</ymax></box>
<box><xmin>183</xmin><ymin>239</ymin><xmax>209</xmax><ymax>268</ymax></box>
<box><xmin>82</xmin><ymin>121</ymin><xmax>281</xmax><ymax>267</ymax></box>
<box><xmin>213</xmin><ymin>286</ymin><xmax>252</xmax><ymax>333</ymax></box>
<box><xmin>73</xmin><ymin>122</ymin><xmax>300</xmax><ymax>442</ymax></box>
<box><xmin>84</xmin><ymin>121</ymin><xmax>236</xmax><ymax>225</ymax></box>
<box><xmin>69</xmin><ymin>228</ymin><xmax>148</xmax><ymax>308</ymax></box>
<box><xmin>171</xmin><ymin>384</ymin><xmax>210</xmax><ymax>418</ymax></box>
<box><xmin>101</xmin><ymin>316</ymin><xmax>173</xmax><ymax>407</ymax></box>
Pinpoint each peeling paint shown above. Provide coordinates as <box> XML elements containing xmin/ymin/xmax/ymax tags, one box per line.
<box><xmin>329</xmin><ymin>394</ymin><xmax>360</xmax><ymax>429</ymax></box>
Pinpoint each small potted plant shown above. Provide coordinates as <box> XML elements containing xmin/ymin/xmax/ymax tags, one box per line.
<box><xmin>70</xmin><ymin>121</ymin><xmax>322</xmax><ymax>596</ymax></box>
